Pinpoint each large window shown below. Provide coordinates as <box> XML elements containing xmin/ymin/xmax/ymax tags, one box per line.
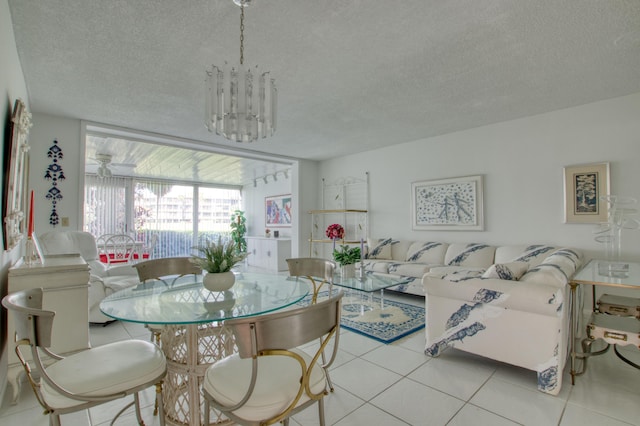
<box><xmin>84</xmin><ymin>176</ymin><xmax>242</xmax><ymax>258</ymax></box>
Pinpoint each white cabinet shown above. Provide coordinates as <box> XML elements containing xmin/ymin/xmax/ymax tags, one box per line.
<box><xmin>246</xmin><ymin>237</ymin><xmax>291</xmax><ymax>271</ymax></box>
<box><xmin>6</xmin><ymin>254</ymin><xmax>91</xmax><ymax>403</ymax></box>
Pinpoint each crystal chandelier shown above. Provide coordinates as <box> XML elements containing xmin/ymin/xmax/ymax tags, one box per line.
<box><xmin>205</xmin><ymin>0</ymin><xmax>277</xmax><ymax>142</ymax></box>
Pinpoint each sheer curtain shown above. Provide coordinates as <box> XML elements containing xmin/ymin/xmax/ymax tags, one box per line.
<box><xmin>84</xmin><ymin>175</ymin><xmax>129</xmax><ymax>237</ymax></box>
<box><xmin>85</xmin><ymin>176</ymin><xmax>242</xmax><ymax>258</ymax></box>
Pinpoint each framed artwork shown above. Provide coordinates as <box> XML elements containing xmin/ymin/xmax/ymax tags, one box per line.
<box><xmin>3</xmin><ymin>98</ymin><xmax>32</xmax><ymax>250</ymax></box>
<box><xmin>563</xmin><ymin>162</ymin><xmax>610</xmax><ymax>223</ymax></box>
<box><xmin>411</xmin><ymin>175</ymin><xmax>484</xmax><ymax>231</ymax></box>
<box><xmin>265</xmin><ymin>194</ymin><xmax>292</xmax><ymax>227</ymax></box>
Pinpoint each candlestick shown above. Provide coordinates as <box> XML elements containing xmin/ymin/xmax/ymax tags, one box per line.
<box><xmin>360</xmin><ymin>238</ymin><xmax>364</xmax><ymax>260</ymax></box>
<box><xmin>28</xmin><ymin>190</ymin><xmax>34</xmax><ymax>237</ymax></box>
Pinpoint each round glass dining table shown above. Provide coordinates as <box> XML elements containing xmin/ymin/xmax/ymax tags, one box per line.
<box><xmin>100</xmin><ymin>271</ymin><xmax>311</xmax><ymax>426</ymax></box>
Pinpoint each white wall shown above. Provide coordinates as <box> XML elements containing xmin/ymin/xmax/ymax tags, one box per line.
<box><xmin>28</xmin><ymin>113</ymin><xmax>83</xmax><ymax>233</ymax></box>
<box><xmin>0</xmin><ymin>0</ymin><xmax>31</xmax><ymax>402</ymax></box>
<box><xmin>319</xmin><ymin>92</ymin><xmax>640</xmax><ymax>263</ymax></box>
<box><xmin>242</xmin><ymin>159</ymin><xmax>320</xmax><ymax>257</ymax></box>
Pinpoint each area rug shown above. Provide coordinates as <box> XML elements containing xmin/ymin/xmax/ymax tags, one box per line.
<box><xmin>299</xmin><ymin>291</ymin><xmax>425</xmax><ymax>344</ymax></box>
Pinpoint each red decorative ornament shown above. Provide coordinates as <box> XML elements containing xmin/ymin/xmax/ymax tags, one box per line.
<box><xmin>325</xmin><ymin>224</ymin><xmax>344</xmax><ymax>240</ymax></box>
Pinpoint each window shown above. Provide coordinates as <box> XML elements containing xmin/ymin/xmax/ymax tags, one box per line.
<box><xmin>84</xmin><ymin>176</ymin><xmax>241</xmax><ymax>258</ymax></box>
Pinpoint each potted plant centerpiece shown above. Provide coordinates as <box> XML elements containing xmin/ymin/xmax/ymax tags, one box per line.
<box><xmin>191</xmin><ymin>237</ymin><xmax>248</xmax><ymax>291</ymax></box>
<box><xmin>333</xmin><ymin>244</ymin><xmax>361</xmax><ymax>279</ymax></box>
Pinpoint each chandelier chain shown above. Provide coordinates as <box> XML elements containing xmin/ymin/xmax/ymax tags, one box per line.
<box><xmin>240</xmin><ymin>4</ymin><xmax>245</xmax><ymax>65</ymax></box>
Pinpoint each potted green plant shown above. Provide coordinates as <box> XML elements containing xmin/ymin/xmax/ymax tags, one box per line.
<box><xmin>230</xmin><ymin>210</ymin><xmax>247</xmax><ymax>254</ymax></box>
<box><xmin>333</xmin><ymin>245</ymin><xmax>361</xmax><ymax>278</ymax></box>
<box><xmin>191</xmin><ymin>237</ymin><xmax>248</xmax><ymax>291</ymax></box>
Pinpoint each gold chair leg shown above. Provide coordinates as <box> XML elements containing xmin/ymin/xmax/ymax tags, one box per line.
<box><xmin>154</xmin><ymin>381</ymin><xmax>163</xmax><ymax>416</ymax></box>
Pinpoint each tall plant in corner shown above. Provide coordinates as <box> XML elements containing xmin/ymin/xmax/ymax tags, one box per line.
<box><xmin>230</xmin><ymin>210</ymin><xmax>247</xmax><ymax>254</ymax></box>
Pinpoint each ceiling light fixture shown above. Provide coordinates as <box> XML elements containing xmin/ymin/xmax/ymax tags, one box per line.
<box><xmin>205</xmin><ymin>0</ymin><xmax>277</xmax><ymax>143</ymax></box>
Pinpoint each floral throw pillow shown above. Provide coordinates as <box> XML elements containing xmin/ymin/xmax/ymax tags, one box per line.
<box><xmin>481</xmin><ymin>261</ymin><xmax>529</xmax><ymax>280</ymax></box>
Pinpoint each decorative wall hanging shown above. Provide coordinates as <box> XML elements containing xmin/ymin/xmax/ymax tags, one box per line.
<box><xmin>3</xmin><ymin>98</ymin><xmax>32</xmax><ymax>250</ymax></box>
<box><xmin>563</xmin><ymin>162</ymin><xmax>610</xmax><ymax>224</ymax></box>
<box><xmin>44</xmin><ymin>139</ymin><xmax>65</xmax><ymax>226</ymax></box>
<box><xmin>411</xmin><ymin>175</ymin><xmax>484</xmax><ymax>231</ymax></box>
<box><xmin>265</xmin><ymin>194</ymin><xmax>292</xmax><ymax>227</ymax></box>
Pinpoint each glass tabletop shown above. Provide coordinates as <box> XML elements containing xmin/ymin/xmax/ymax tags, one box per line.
<box><xmin>100</xmin><ymin>272</ymin><xmax>311</xmax><ymax>325</ymax></box>
<box><xmin>332</xmin><ymin>272</ymin><xmax>411</xmax><ymax>292</ymax></box>
<box><xmin>572</xmin><ymin>259</ymin><xmax>640</xmax><ymax>289</ymax></box>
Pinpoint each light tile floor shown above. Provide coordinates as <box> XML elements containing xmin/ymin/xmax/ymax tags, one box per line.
<box><xmin>2</xmin><ymin>295</ymin><xmax>639</xmax><ymax>426</ymax></box>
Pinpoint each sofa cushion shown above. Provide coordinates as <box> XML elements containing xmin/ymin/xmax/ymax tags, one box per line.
<box><xmin>406</xmin><ymin>242</ymin><xmax>448</xmax><ymax>263</ymax></box>
<box><xmin>445</xmin><ymin>243</ymin><xmax>496</xmax><ymax>268</ymax></box>
<box><xmin>427</xmin><ymin>266</ymin><xmax>485</xmax><ymax>281</ymax></box>
<box><xmin>366</xmin><ymin>238</ymin><xmax>396</xmax><ymax>259</ymax></box>
<box><xmin>424</xmin><ymin>274</ymin><xmax>565</xmax><ymax>317</ymax></box>
<box><xmin>391</xmin><ymin>240</ymin><xmax>413</xmax><ymax>261</ymax></box>
<box><xmin>362</xmin><ymin>260</ymin><xmax>392</xmax><ymax>274</ymax></box>
<box><xmin>510</xmin><ymin>245</ymin><xmax>557</xmax><ymax>267</ymax></box>
<box><xmin>388</xmin><ymin>262</ymin><xmax>433</xmax><ymax>278</ymax></box>
<box><xmin>520</xmin><ymin>248</ymin><xmax>581</xmax><ymax>287</ymax></box>
<box><xmin>481</xmin><ymin>262</ymin><xmax>529</xmax><ymax>280</ymax></box>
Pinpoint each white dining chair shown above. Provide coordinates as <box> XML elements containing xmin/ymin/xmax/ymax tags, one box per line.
<box><xmin>2</xmin><ymin>288</ymin><xmax>167</xmax><ymax>426</ymax></box>
<box><xmin>202</xmin><ymin>292</ymin><xmax>343</xmax><ymax>426</ymax></box>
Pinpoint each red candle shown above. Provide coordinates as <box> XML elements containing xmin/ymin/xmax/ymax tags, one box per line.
<box><xmin>28</xmin><ymin>190</ymin><xmax>34</xmax><ymax>237</ymax></box>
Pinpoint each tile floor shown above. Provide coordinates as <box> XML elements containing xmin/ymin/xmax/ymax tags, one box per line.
<box><xmin>1</xmin><ymin>294</ymin><xmax>639</xmax><ymax>426</ymax></box>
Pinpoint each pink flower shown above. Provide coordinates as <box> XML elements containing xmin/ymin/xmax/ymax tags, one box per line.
<box><xmin>325</xmin><ymin>224</ymin><xmax>344</xmax><ymax>240</ymax></box>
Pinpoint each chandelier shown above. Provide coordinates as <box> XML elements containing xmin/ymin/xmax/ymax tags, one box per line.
<box><xmin>205</xmin><ymin>0</ymin><xmax>277</xmax><ymax>142</ymax></box>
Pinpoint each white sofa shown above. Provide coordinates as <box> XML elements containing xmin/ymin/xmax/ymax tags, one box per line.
<box><xmin>361</xmin><ymin>239</ymin><xmax>582</xmax><ymax>395</ymax></box>
<box><xmin>39</xmin><ymin>231</ymin><xmax>141</xmax><ymax>323</ymax></box>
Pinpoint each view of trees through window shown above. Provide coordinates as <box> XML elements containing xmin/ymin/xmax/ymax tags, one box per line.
<box><xmin>84</xmin><ymin>175</ymin><xmax>242</xmax><ymax>258</ymax></box>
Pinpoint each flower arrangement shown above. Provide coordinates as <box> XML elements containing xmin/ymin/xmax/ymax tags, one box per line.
<box><xmin>325</xmin><ymin>223</ymin><xmax>344</xmax><ymax>240</ymax></box>
<box><xmin>190</xmin><ymin>237</ymin><xmax>248</xmax><ymax>273</ymax></box>
<box><xmin>333</xmin><ymin>245</ymin><xmax>361</xmax><ymax>266</ymax></box>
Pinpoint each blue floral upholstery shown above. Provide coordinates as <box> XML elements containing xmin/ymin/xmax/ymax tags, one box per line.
<box><xmin>423</xmin><ymin>247</ymin><xmax>582</xmax><ymax>396</ymax></box>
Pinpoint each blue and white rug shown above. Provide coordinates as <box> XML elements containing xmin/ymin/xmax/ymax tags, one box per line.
<box><xmin>299</xmin><ymin>291</ymin><xmax>425</xmax><ymax>344</ymax></box>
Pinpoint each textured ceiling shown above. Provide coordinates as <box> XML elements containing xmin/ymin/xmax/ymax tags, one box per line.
<box><xmin>8</xmin><ymin>0</ymin><xmax>640</xmax><ymax>171</ymax></box>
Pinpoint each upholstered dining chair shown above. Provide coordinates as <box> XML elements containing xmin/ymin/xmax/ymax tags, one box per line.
<box><xmin>286</xmin><ymin>257</ymin><xmax>336</xmax><ymax>303</ymax></box>
<box><xmin>202</xmin><ymin>292</ymin><xmax>343</xmax><ymax>426</ymax></box>
<box><xmin>286</xmin><ymin>257</ymin><xmax>338</xmax><ymax>391</ymax></box>
<box><xmin>133</xmin><ymin>256</ymin><xmax>203</xmax><ymax>342</ymax></box>
<box><xmin>2</xmin><ymin>288</ymin><xmax>167</xmax><ymax>426</ymax></box>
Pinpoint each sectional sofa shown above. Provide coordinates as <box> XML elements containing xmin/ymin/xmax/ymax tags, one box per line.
<box><xmin>360</xmin><ymin>238</ymin><xmax>582</xmax><ymax>395</ymax></box>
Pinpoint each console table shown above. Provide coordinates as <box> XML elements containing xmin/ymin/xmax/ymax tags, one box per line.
<box><xmin>569</xmin><ymin>259</ymin><xmax>640</xmax><ymax>384</ymax></box>
<box><xmin>5</xmin><ymin>254</ymin><xmax>91</xmax><ymax>404</ymax></box>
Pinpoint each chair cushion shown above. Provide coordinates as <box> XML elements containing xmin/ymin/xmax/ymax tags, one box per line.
<box><xmin>203</xmin><ymin>348</ymin><xmax>326</xmax><ymax>422</ymax></box>
<box><xmin>42</xmin><ymin>340</ymin><xmax>166</xmax><ymax>409</ymax></box>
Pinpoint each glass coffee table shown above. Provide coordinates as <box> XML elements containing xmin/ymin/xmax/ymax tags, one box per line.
<box><xmin>332</xmin><ymin>272</ymin><xmax>413</xmax><ymax>311</ymax></box>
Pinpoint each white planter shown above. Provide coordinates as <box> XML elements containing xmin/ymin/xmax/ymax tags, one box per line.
<box><xmin>203</xmin><ymin>271</ymin><xmax>235</xmax><ymax>291</ymax></box>
<box><xmin>341</xmin><ymin>264</ymin><xmax>356</xmax><ymax>279</ymax></box>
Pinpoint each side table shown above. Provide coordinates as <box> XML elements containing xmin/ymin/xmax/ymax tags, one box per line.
<box><xmin>569</xmin><ymin>259</ymin><xmax>640</xmax><ymax>384</ymax></box>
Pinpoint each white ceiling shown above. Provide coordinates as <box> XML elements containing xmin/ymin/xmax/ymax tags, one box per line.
<box><xmin>8</xmin><ymin>0</ymin><xmax>640</xmax><ymax>183</ymax></box>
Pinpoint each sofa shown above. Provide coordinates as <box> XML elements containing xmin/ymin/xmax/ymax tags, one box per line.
<box><xmin>360</xmin><ymin>238</ymin><xmax>582</xmax><ymax>395</ymax></box>
<box><xmin>39</xmin><ymin>231</ymin><xmax>141</xmax><ymax>323</ymax></box>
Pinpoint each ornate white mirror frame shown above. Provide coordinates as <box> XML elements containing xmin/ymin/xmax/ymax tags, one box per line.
<box><xmin>4</xmin><ymin>98</ymin><xmax>32</xmax><ymax>250</ymax></box>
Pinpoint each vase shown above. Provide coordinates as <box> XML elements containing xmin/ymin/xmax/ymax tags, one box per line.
<box><xmin>203</xmin><ymin>271</ymin><xmax>235</xmax><ymax>291</ymax></box>
<box><xmin>341</xmin><ymin>264</ymin><xmax>355</xmax><ymax>279</ymax></box>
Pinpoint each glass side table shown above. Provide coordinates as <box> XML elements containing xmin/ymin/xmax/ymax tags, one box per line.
<box><xmin>569</xmin><ymin>259</ymin><xmax>640</xmax><ymax>384</ymax></box>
